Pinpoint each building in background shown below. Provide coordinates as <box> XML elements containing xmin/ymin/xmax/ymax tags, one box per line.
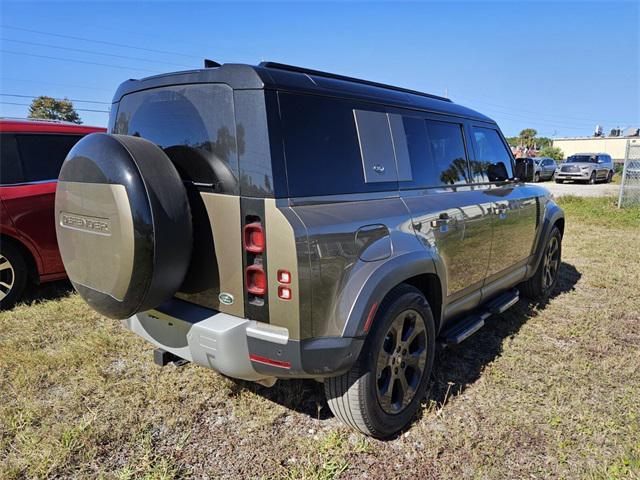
<box><xmin>553</xmin><ymin>131</ymin><xmax>640</xmax><ymax>165</ymax></box>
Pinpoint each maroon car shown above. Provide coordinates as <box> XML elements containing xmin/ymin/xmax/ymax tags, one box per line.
<box><xmin>0</xmin><ymin>119</ymin><xmax>105</xmax><ymax>308</ymax></box>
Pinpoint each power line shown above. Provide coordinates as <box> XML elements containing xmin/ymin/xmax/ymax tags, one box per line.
<box><xmin>1</xmin><ymin>49</ymin><xmax>161</xmax><ymax>73</ymax></box>
<box><xmin>0</xmin><ymin>76</ymin><xmax>113</xmax><ymax>92</ymax></box>
<box><xmin>481</xmin><ymin>112</ymin><xmax>590</xmax><ymax>131</ymax></box>
<box><xmin>1</xmin><ymin>93</ymin><xmax>110</xmax><ymax>105</ymax></box>
<box><xmin>453</xmin><ymin>92</ymin><xmax>626</xmax><ymax>125</ymax></box>
<box><xmin>0</xmin><ymin>100</ymin><xmax>109</xmax><ymax>113</ymax></box>
<box><xmin>2</xmin><ymin>25</ymin><xmax>202</xmax><ymax>60</ymax></box>
<box><xmin>1</xmin><ymin>38</ymin><xmax>195</xmax><ymax>69</ymax></box>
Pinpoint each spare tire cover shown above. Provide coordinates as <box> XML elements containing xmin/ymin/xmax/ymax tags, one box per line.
<box><xmin>55</xmin><ymin>133</ymin><xmax>192</xmax><ymax>319</ymax></box>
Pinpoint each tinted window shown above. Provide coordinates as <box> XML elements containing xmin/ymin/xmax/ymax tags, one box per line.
<box><xmin>0</xmin><ymin>133</ymin><xmax>23</xmax><ymax>184</ymax></box>
<box><xmin>15</xmin><ymin>134</ymin><xmax>82</xmax><ymax>183</ymax></box>
<box><xmin>567</xmin><ymin>155</ymin><xmax>596</xmax><ymax>163</ymax></box>
<box><xmin>279</xmin><ymin>92</ymin><xmax>397</xmax><ymax>197</ymax></box>
<box><xmin>114</xmin><ymin>84</ymin><xmax>239</xmax><ymax>194</ymax></box>
<box><xmin>425</xmin><ymin>120</ymin><xmax>470</xmax><ymax>186</ymax></box>
<box><xmin>471</xmin><ymin>127</ymin><xmax>514</xmax><ymax>182</ymax></box>
<box><xmin>398</xmin><ymin>117</ymin><xmax>472</xmax><ymax>189</ymax></box>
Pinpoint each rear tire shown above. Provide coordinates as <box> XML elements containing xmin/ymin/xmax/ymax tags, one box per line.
<box><xmin>0</xmin><ymin>242</ymin><xmax>28</xmax><ymax>310</ymax></box>
<box><xmin>324</xmin><ymin>284</ymin><xmax>435</xmax><ymax>438</ymax></box>
<box><xmin>521</xmin><ymin>226</ymin><xmax>562</xmax><ymax>301</ymax></box>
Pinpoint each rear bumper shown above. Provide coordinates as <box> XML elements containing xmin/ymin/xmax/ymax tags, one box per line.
<box><xmin>124</xmin><ymin>297</ymin><xmax>363</xmax><ymax>381</ymax></box>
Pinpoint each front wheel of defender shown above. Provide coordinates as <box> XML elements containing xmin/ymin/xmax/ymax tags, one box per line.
<box><xmin>521</xmin><ymin>226</ymin><xmax>562</xmax><ymax>301</ymax></box>
<box><xmin>324</xmin><ymin>284</ymin><xmax>435</xmax><ymax>438</ymax></box>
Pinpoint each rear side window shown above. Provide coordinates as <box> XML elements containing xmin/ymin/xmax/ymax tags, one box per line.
<box><xmin>14</xmin><ymin>134</ymin><xmax>82</xmax><ymax>183</ymax></box>
<box><xmin>399</xmin><ymin>118</ymin><xmax>471</xmax><ymax>189</ymax></box>
<box><xmin>424</xmin><ymin>120</ymin><xmax>470</xmax><ymax>186</ymax></box>
<box><xmin>0</xmin><ymin>133</ymin><xmax>23</xmax><ymax>185</ymax></box>
<box><xmin>279</xmin><ymin>92</ymin><xmax>398</xmax><ymax>197</ymax></box>
<box><xmin>471</xmin><ymin>127</ymin><xmax>514</xmax><ymax>182</ymax></box>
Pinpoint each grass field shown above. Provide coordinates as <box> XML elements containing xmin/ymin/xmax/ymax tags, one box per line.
<box><xmin>1</xmin><ymin>197</ymin><xmax>639</xmax><ymax>479</ymax></box>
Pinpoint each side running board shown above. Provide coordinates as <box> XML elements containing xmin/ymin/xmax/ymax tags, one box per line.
<box><xmin>439</xmin><ymin>289</ymin><xmax>519</xmax><ymax>346</ymax></box>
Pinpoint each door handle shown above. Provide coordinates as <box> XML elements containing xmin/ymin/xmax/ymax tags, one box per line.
<box><xmin>494</xmin><ymin>204</ymin><xmax>508</xmax><ymax>217</ymax></box>
<box><xmin>430</xmin><ymin>213</ymin><xmax>452</xmax><ymax>229</ymax></box>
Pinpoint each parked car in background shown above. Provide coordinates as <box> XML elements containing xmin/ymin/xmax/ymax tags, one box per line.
<box><xmin>532</xmin><ymin>157</ymin><xmax>557</xmax><ymax>182</ymax></box>
<box><xmin>0</xmin><ymin>119</ymin><xmax>106</xmax><ymax>308</ymax></box>
<box><xmin>555</xmin><ymin>153</ymin><xmax>614</xmax><ymax>184</ymax></box>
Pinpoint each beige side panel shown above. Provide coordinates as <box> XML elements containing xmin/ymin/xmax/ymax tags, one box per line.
<box><xmin>55</xmin><ymin>181</ymin><xmax>134</xmax><ymax>301</ymax></box>
<box><xmin>265</xmin><ymin>199</ymin><xmax>300</xmax><ymax>339</ymax></box>
<box><xmin>201</xmin><ymin>192</ymin><xmax>245</xmax><ymax>318</ymax></box>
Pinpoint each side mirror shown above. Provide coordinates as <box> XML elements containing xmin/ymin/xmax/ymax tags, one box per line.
<box><xmin>514</xmin><ymin>157</ymin><xmax>534</xmax><ymax>182</ymax></box>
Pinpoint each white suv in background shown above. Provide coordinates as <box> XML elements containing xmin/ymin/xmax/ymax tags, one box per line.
<box><xmin>555</xmin><ymin>153</ymin><xmax>614</xmax><ymax>184</ymax></box>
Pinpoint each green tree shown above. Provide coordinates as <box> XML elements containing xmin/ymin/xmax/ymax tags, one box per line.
<box><xmin>538</xmin><ymin>145</ymin><xmax>564</xmax><ymax>162</ymax></box>
<box><xmin>506</xmin><ymin>136</ymin><xmax>520</xmax><ymax>148</ymax></box>
<box><xmin>536</xmin><ymin>137</ymin><xmax>552</xmax><ymax>149</ymax></box>
<box><xmin>519</xmin><ymin>128</ymin><xmax>538</xmax><ymax>148</ymax></box>
<box><xmin>28</xmin><ymin>96</ymin><xmax>82</xmax><ymax>124</ymax></box>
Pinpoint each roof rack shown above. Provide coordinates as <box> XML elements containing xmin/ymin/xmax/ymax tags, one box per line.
<box><xmin>259</xmin><ymin>61</ymin><xmax>452</xmax><ymax>103</ymax></box>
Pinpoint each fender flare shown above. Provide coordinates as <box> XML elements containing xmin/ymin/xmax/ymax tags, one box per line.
<box><xmin>528</xmin><ymin>200</ymin><xmax>565</xmax><ymax>277</ymax></box>
<box><xmin>341</xmin><ymin>250</ymin><xmax>441</xmax><ymax>338</ymax></box>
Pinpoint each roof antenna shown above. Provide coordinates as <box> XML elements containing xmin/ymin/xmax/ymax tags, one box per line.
<box><xmin>204</xmin><ymin>59</ymin><xmax>221</xmax><ymax>68</ymax></box>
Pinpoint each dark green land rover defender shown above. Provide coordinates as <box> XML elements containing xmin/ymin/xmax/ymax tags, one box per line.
<box><xmin>55</xmin><ymin>62</ymin><xmax>564</xmax><ymax>437</ymax></box>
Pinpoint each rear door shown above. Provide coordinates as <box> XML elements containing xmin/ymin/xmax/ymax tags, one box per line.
<box><xmin>401</xmin><ymin>114</ymin><xmax>493</xmax><ymax>317</ymax></box>
<box><xmin>543</xmin><ymin>159</ymin><xmax>556</xmax><ymax>179</ymax></box>
<box><xmin>468</xmin><ymin>124</ymin><xmax>539</xmax><ymax>296</ymax></box>
<box><xmin>597</xmin><ymin>155</ymin><xmax>610</xmax><ymax>180</ymax></box>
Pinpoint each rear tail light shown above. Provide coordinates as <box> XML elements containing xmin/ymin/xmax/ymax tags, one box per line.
<box><xmin>278</xmin><ymin>286</ymin><xmax>292</xmax><ymax>300</ymax></box>
<box><xmin>243</xmin><ymin>222</ymin><xmax>265</xmax><ymax>253</ymax></box>
<box><xmin>245</xmin><ymin>265</ymin><xmax>266</xmax><ymax>295</ymax></box>
<box><xmin>277</xmin><ymin>270</ymin><xmax>291</xmax><ymax>284</ymax></box>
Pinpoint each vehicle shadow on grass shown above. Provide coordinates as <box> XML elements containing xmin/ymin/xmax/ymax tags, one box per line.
<box><xmin>427</xmin><ymin>260</ymin><xmax>581</xmax><ymax>411</ymax></box>
<box><xmin>21</xmin><ymin>279</ymin><xmax>74</xmax><ymax>305</ymax></box>
<box><xmin>236</xmin><ymin>262</ymin><xmax>581</xmax><ymax>425</ymax></box>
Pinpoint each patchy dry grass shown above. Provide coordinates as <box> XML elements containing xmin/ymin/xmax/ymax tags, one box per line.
<box><xmin>1</xmin><ymin>197</ymin><xmax>639</xmax><ymax>479</ymax></box>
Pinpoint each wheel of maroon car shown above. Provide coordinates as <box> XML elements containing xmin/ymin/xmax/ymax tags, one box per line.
<box><xmin>0</xmin><ymin>242</ymin><xmax>28</xmax><ymax>310</ymax></box>
<box><xmin>55</xmin><ymin>133</ymin><xmax>193</xmax><ymax>319</ymax></box>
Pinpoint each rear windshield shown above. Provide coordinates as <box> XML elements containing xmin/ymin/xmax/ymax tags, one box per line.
<box><xmin>113</xmin><ymin>84</ymin><xmax>239</xmax><ymax>194</ymax></box>
<box><xmin>567</xmin><ymin>155</ymin><xmax>597</xmax><ymax>163</ymax></box>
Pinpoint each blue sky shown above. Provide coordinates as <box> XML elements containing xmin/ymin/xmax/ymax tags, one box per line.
<box><xmin>1</xmin><ymin>1</ymin><xmax>638</xmax><ymax>137</ymax></box>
